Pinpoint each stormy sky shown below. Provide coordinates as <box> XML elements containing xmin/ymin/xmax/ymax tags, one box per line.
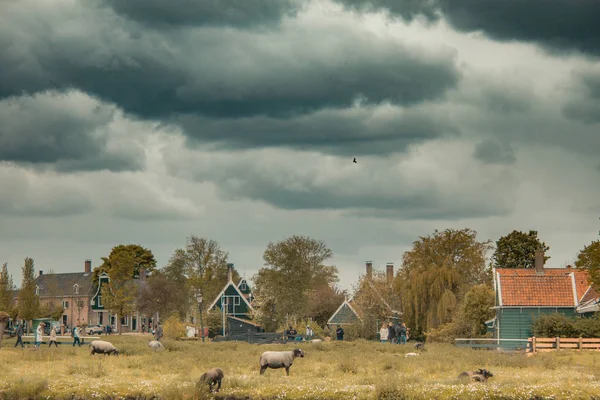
<box><xmin>1</xmin><ymin>0</ymin><xmax>599</xmax><ymax>291</ymax></box>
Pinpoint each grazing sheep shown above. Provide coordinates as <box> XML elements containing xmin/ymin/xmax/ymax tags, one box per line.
<box><xmin>414</xmin><ymin>342</ymin><xmax>425</xmax><ymax>351</ymax></box>
<box><xmin>404</xmin><ymin>352</ymin><xmax>419</xmax><ymax>357</ymax></box>
<box><xmin>89</xmin><ymin>340</ymin><xmax>119</xmax><ymax>356</ymax></box>
<box><xmin>259</xmin><ymin>348</ymin><xmax>305</xmax><ymax>376</ymax></box>
<box><xmin>148</xmin><ymin>340</ymin><xmax>164</xmax><ymax>351</ymax></box>
<box><xmin>197</xmin><ymin>368</ymin><xmax>224</xmax><ymax>393</ymax></box>
<box><xmin>311</xmin><ymin>339</ymin><xmax>322</xmax><ymax>343</ymax></box>
<box><xmin>458</xmin><ymin>368</ymin><xmax>494</xmax><ymax>382</ymax></box>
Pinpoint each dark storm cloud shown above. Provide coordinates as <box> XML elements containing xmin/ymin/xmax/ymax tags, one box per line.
<box><xmin>335</xmin><ymin>0</ymin><xmax>600</xmax><ymax>56</ymax></box>
<box><xmin>0</xmin><ymin>91</ymin><xmax>145</xmax><ymax>172</ymax></box>
<box><xmin>0</xmin><ymin>0</ymin><xmax>460</xmax><ymax>123</ymax></box>
<box><xmin>100</xmin><ymin>0</ymin><xmax>304</xmax><ymax>29</ymax></box>
<box><xmin>177</xmin><ymin>105</ymin><xmax>455</xmax><ymax>155</ymax></box>
<box><xmin>473</xmin><ymin>140</ymin><xmax>515</xmax><ymax>165</ymax></box>
<box><xmin>562</xmin><ymin>69</ymin><xmax>600</xmax><ymax>124</ymax></box>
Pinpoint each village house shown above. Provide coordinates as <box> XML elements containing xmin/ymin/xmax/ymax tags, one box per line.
<box><xmin>491</xmin><ymin>250</ymin><xmax>596</xmax><ymax>350</ymax></box>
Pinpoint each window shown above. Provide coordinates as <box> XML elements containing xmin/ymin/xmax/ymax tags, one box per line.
<box><xmin>240</xmin><ymin>281</ymin><xmax>247</xmax><ymax>291</ymax></box>
<box><xmin>77</xmin><ymin>300</ymin><xmax>84</xmax><ymax>309</ymax></box>
<box><xmin>121</xmin><ymin>316</ymin><xmax>129</xmax><ymax>326</ymax></box>
<box><xmin>62</xmin><ymin>301</ymin><xmax>69</xmax><ymax>309</ymax></box>
<box><xmin>35</xmin><ymin>285</ymin><xmax>40</xmax><ymax>296</ymax></box>
<box><xmin>98</xmin><ymin>296</ymin><xmax>102</xmax><ymax>307</ymax></box>
<box><xmin>234</xmin><ymin>296</ymin><xmax>240</xmax><ymax>306</ymax></box>
<box><xmin>73</xmin><ymin>284</ymin><xmax>79</xmax><ymax>295</ymax></box>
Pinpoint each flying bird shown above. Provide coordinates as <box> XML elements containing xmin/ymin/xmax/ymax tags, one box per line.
<box><xmin>353</xmin><ymin>158</ymin><xmax>357</xmax><ymax>163</ymax></box>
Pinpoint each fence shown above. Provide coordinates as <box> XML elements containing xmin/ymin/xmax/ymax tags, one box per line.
<box><xmin>528</xmin><ymin>337</ymin><xmax>600</xmax><ymax>353</ymax></box>
<box><xmin>454</xmin><ymin>338</ymin><xmax>529</xmax><ymax>350</ymax></box>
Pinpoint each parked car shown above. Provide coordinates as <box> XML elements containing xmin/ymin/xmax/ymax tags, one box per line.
<box><xmin>85</xmin><ymin>325</ymin><xmax>103</xmax><ymax>335</ymax></box>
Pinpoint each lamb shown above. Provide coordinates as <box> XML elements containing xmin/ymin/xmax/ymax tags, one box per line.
<box><xmin>259</xmin><ymin>348</ymin><xmax>305</xmax><ymax>376</ymax></box>
<box><xmin>89</xmin><ymin>340</ymin><xmax>119</xmax><ymax>356</ymax></box>
<box><xmin>148</xmin><ymin>340</ymin><xmax>164</xmax><ymax>351</ymax></box>
<box><xmin>458</xmin><ymin>368</ymin><xmax>494</xmax><ymax>382</ymax></box>
<box><xmin>404</xmin><ymin>352</ymin><xmax>419</xmax><ymax>357</ymax></box>
<box><xmin>414</xmin><ymin>342</ymin><xmax>425</xmax><ymax>351</ymax></box>
<box><xmin>197</xmin><ymin>368</ymin><xmax>224</xmax><ymax>393</ymax></box>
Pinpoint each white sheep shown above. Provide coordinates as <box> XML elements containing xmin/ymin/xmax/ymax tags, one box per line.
<box><xmin>148</xmin><ymin>340</ymin><xmax>164</xmax><ymax>351</ymax></box>
<box><xmin>405</xmin><ymin>352</ymin><xmax>419</xmax><ymax>357</ymax></box>
<box><xmin>89</xmin><ymin>340</ymin><xmax>119</xmax><ymax>356</ymax></box>
<box><xmin>259</xmin><ymin>348</ymin><xmax>304</xmax><ymax>376</ymax></box>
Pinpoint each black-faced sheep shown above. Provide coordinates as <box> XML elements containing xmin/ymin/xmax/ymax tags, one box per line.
<box><xmin>148</xmin><ymin>340</ymin><xmax>164</xmax><ymax>351</ymax></box>
<box><xmin>414</xmin><ymin>342</ymin><xmax>425</xmax><ymax>351</ymax></box>
<box><xmin>458</xmin><ymin>368</ymin><xmax>494</xmax><ymax>382</ymax></box>
<box><xmin>197</xmin><ymin>368</ymin><xmax>224</xmax><ymax>393</ymax></box>
<box><xmin>89</xmin><ymin>340</ymin><xmax>119</xmax><ymax>356</ymax></box>
<box><xmin>259</xmin><ymin>348</ymin><xmax>304</xmax><ymax>376</ymax></box>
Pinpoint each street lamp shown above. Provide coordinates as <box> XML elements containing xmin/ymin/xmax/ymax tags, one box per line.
<box><xmin>195</xmin><ymin>288</ymin><xmax>205</xmax><ymax>343</ymax></box>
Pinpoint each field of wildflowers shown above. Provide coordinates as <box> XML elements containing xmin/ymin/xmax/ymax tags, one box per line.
<box><xmin>2</xmin><ymin>335</ymin><xmax>600</xmax><ymax>399</ymax></box>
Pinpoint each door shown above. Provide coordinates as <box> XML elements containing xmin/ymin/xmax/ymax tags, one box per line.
<box><xmin>132</xmin><ymin>316</ymin><xmax>137</xmax><ymax>331</ymax></box>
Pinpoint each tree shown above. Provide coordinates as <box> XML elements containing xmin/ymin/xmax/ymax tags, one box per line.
<box><xmin>306</xmin><ymin>283</ymin><xmax>347</xmax><ymax>327</ymax></box>
<box><xmin>100</xmin><ymin>250</ymin><xmax>139</xmax><ymax>334</ymax></box>
<box><xmin>137</xmin><ymin>270</ymin><xmax>190</xmax><ymax>322</ymax></box>
<box><xmin>492</xmin><ymin>230</ymin><xmax>550</xmax><ymax>269</ymax></box>
<box><xmin>0</xmin><ymin>263</ymin><xmax>15</xmax><ymax>313</ymax></box>
<box><xmin>253</xmin><ymin>235</ymin><xmax>339</xmax><ymax>323</ymax></box>
<box><xmin>18</xmin><ymin>258</ymin><xmax>40</xmax><ymax>332</ymax></box>
<box><xmin>574</xmin><ymin>240</ymin><xmax>600</xmax><ymax>288</ymax></box>
<box><xmin>39</xmin><ymin>269</ymin><xmax>65</xmax><ymax>321</ymax></box>
<box><xmin>460</xmin><ymin>284</ymin><xmax>495</xmax><ymax>336</ymax></box>
<box><xmin>400</xmin><ymin>229</ymin><xmax>492</xmax><ymax>336</ymax></box>
<box><xmin>93</xmin><ymin>244</ymin><xmax>157</xmax><ymax>284</ymax></box>
<box><xmin>352</xmin><ymin>270</ymin><xmax>400</xmax><ymax>338</ymax></box>
<box><xmin>0</xmin><ymin>311</ymin><xmax>9</xmax><ymax>349</ymax></box>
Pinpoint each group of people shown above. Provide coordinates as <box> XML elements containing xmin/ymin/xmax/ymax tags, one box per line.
<box><xmin>13</xmin><ymin>322</ymin><xmax>88</xmax><ymax>349</ymax></box>
<box><xmin>379</xmin><ymin>322</ymin><xmax>409</xmax><ymax>344</ymax></box>
<box><xmin>285</xmin><ymin>325</ymin><xmax>314</xmax><ymax>341</ymax></box>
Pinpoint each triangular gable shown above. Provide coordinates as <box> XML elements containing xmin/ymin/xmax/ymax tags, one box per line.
<box><xmin>92</xmin><ymin>272</ymin><xmax>111</xmax><ymax>299</ymax></box>
<box><xmin>365</xmin><ymin>280</ymin><xmax>402</xmax><ymax>315</ymax></box>
<box><xmin>327</xmin><ymin>298</ymin><xmax>363</xmax><ymax>325</ymax></box>
<box><xmin>208</xmin><ymin>279</ymin><xmax>253</xmax><ymax>311</ymax></box>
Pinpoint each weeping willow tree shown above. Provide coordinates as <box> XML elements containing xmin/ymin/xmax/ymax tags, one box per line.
<box><xmin>400</xmin><ymin>228</ymin><xmax>492</xmax><ymax>336</ymax></box>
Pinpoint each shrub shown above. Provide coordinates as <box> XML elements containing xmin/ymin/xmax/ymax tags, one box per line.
<box><xmin>531</xmin><ymin>313</ymin><xmax>600</xmax><ymax>338</ymax></box>
<box><xmin>163</xmin><ymin>311</ymin><xmax>186</xmax><ymax>340</ymax></box>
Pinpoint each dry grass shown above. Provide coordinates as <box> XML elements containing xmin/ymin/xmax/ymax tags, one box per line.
<box><xmin>2</xmin><ymin>335</ymin><xmax>600</xmax><ymax>399</ymax></box>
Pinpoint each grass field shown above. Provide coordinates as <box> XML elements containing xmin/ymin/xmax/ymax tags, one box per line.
<box><xmin>2</xmin><ymin>335</ymin><xmax>600</xmax><ymax>400</ymax></box>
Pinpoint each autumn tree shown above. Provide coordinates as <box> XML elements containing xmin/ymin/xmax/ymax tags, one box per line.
<box><xmin>400</xmin><ymin>228</ymin><xmax>492</xmax><ymax>336</ymax></box>
<box><xmin>306</xmin><ymin>283</ymin><xmax>347</xmax><ymax>327</ymax></box>
<box><xmin>100</xmin><ymin>250</ymin><xmax>139</xmax><ymax>334</ymax></box>
<box><xmin>574</xmin><ymin>240</ymin><xmax>600</xmax><ymax>288</ymax></box>
<box><xmin>0</xmin><ymin>311</ymin><xmax>9</xmax><ymax>348</ymax></box>
<box><xmin>0</xmin><ymin>263</ymin><xmax>15</xmax><ymax>313</ymax></box>
<box><xmin>492</xmin><ymin>230</ymin><xmax>550</xmax><ymax>269</ymax></box>
<box><xmin>38</xmin><ymin>269</ymin><xmax>65</xmax><ymax>321</ymax></box>
<box><xmin>93</xmin><ymin>244</ymin><xmax>157</xmax><ymax>284</ymax></box>
<box><xmin>253</xmin><ymin>235</ymin><xmax>339</xmax><ymax>325</ymax></box>
<box><xmin>18</xmin><ymin>258</ymin><xmax>40</xmax><ymax>332</ymax></box>
<box><xmin>137</xmin><ymin>269</ymin><xmax>190</xmax><ymax>322</ymax></box>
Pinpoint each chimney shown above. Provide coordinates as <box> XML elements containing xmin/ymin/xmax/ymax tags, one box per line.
<box><xmin>534</xmin><ymin>250</ymin><xmax>545</xmax><ymax>275</ymax></box>
<box><xmin>366</xmin><ymin>261</ymin><xmax>373</xmax><ymax>281</ymax></box>
<box><xmin>140</xmin><ymin>268</ymin><xmax>146</xmax><ymax>281</ymax></box>
<box><xmin>386</xmin><ymin>262</ymin><xmax>394</xmax><ymax>285</ymax></box>
<box><xmin>38</xmin><ymin>270</ymin><xmax>43</xmax><ymax>277</ymax></box>
<box><xmin>84</xmin><ymin>260</ymin><xmax>92</xmax><ymax>274</ymax></box>
<box><xmin>227</xmin><ymin>263</ymin><xmax>234</xmax><ymax>281</ymax></box>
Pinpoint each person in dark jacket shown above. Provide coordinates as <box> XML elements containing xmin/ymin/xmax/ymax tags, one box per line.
<box><xmin>336</xmin><ymin>325</ymin><xmax>344</xmax><ymax>341</ymax></box>
<box><xmin>388</xmin><ymin>322</ymin><xmax>396</xmax><ymax>344</ymax></box>
<box><xmin>155</xmin><ymin>324</ymin><xmax>163</xmax><ymax>341</ymax></box>
<box><xmin>14</xmin><ymin>324</ymin><xmax>24</xmax><ymax>348</ymax></box>
<box><xmin>398</xmin><ymin>323</ymin><xmax>407</xmax><ymax>345</ymax></box>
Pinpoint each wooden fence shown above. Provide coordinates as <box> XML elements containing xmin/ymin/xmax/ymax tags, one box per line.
<box><xmin>528</xmin><ymin>337</ymin><xmax>600</xmax><ymax>353</ymax></box>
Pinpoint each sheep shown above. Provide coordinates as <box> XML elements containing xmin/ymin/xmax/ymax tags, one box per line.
<box><xmin>414</xmin><ymin>342</ymin><xmax>425</xmax><ymax>351</ymax></box>
<box><xmin>148</xmin><ymin>340</ymin><xmax>164</xmax><ymax>351</ymax></box>
<box><xmin>89</xmin><ymin>340</ymin><xmax>119</xmax><ymax>356</ymax></box>
<box><xmin>458</xmin><ymin>368</ymin><xmax>494</xmax><ymax>382</ymax></box>
<box><xmin>259</xmin><ymin>348</ymin><xmax>305</xmax><ymax>376</ymax></box>
<box><xmin>404</xmin><ymin>352</ymin><xmax>419</xmax><ymax>357</ymax></box>
<box><xmin>311</xmin><ymin>339</ymin><xmax>322</xmax><ymax>343</ymax></box>
<box><xmin>197</xmin><ymin>368</ymin><xmax>224</xmax><ymax>393</ymax></box>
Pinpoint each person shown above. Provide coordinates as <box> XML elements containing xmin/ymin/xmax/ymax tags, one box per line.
<box><xmin>398</xmin><ymin>323</ymin><xmax>407</xmax><ymax>345</ymax></box>
<box><xmin>388</xmin><ymin>322</ymin><xmax>396</xmax><ymax>344</ymax></box>
<box><xmin>72</xmin><ymin>325</ymin><xmax>82</xmax><ymax>347</ymax></box>
<box><xmin>379</xmin><ymin>322</ymin><xmax>389</xmax><ymax>343</ymax></box>
<box><xmin>142</xmin><ymin>323</ymin><xmax>146</xmax><ymax>334</ymax></box>
<box><xmin>14</xmin><ymin>324</ymin><xmax>24</xmax><ymax>348</ymax></box>
<box><xmin>336</xmin><ymin>324</ymin><xmax>344</xmax><ymax>341</ymax></box>
<box><xmin>49</xmin><ymin>325</ymin><xmax>58</xmax><ymax>347</ymax></box>
<box><xmin>286</xmin><ymin>325</ymin><xmax>295</xmax><ymax>341</ymax></box>
<box><xmin>306</xmin><ymin>325</ymin><xmax>314</xmax><ymax>341</ymax></box>
<box><xmin>155</xmin><ymin>324</ymin><xmax>163</xmax><ymax>341</ymax></box>
<box><xmin>406</xmin><ymin>327</ymin><xmax>411</xmax><ymax>341</ymax></box>
<box><xmin>35</xmin><ymin>323</ymin><xmax>44</xmax><ymax>349</ymax></box>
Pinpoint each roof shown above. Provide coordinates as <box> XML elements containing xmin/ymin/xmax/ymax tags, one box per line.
<box><xmin>207</xmin><ymin>278</ymin><xmax>254</xmax><ymax>311</ymax></box>
<box><xmin>327</xmin><ymin>298</ymin><xmax>363</xmax><ymax>325</ymax></box>
<box><xmin>496</xmin><ymin>267</ymin><xmax>593</xmax><ymax>307</ymax></box>
<box><xmin>33</xmin><ymin>272</ymin><xmax>95</xmax><ymax>297</ymax></box>
<box><xmin>227</xmin><ymin>315</ymin><xmax>261</xmax><ymax>327</ymax></box>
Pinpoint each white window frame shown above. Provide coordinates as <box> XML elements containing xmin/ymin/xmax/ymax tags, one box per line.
<box><xmin>97</xmin><ymin>296</ymin><xmax>102</xmax><ymax>307</ymax></box>
<box><xmin>35</xmin><ymin>285</ymin><xmax>40</xmax><ymax>296</ymax></box>
<box><xmin>240</xmin><ymin>282</ymin><xmax>247</xmax><ymax>291</ymax></box>
<box><xmin>234</xmin><ymin>296</ymin><xmax>240</xmax><ymax>306</ymax></box>
<box><xmin>62</xmin><ymin>301</ymin><xmax>69</xmax><ymax>309</ymax></box>
<box><xmin>73</xmin><ymin>284</ymin><xmax>79</xmax><ymax>295</ymax></box>
<box><xmin>121</xmin><ymin>315</ymin><xmax>129</xmax><ymax>326</ymax></box>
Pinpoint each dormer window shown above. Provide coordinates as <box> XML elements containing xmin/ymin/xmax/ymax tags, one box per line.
<box><xmin>35</xmin><ymin>285</ymin><xmax>40</xmax><ymax>296</ymax></box>
<box><xmin>73</xmin><ymin>284</ymin><xmax>79</xmax><ymax>295</ymax></box>
<box><xmin>240</xmin><ymin>281</ymin><xmax>247</xmax><ymax>291</ymax></box>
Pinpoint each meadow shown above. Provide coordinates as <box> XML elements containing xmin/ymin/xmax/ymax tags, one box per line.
<box><xmin>1</xmin><ymin>335</ymin><xmax>600</xmax><ymax>400</ymax></box>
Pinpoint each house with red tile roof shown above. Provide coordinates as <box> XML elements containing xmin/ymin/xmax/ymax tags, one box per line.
<box><xmin>491</xmin><ymin>250</ymin><xmax>596</xmax><ymax>350</ymax></box>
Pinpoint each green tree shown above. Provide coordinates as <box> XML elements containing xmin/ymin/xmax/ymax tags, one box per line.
<box><xmin>137</xmin><ymin>269</ymin><xmax>190</xmax><ymax>321</ymax></box>
<box><xmin>100</xmin><ymin>250</ymin><xmax>138</xmax><ymax>334</ymax></box>
<box><xmin>492</xmin><ymin>230</ymin><xmax>550</xmax><ymax>269</ymax></box>
<box><xmin>0</xmin><ymin>311</ymin><xmax>9</xmax><ymax>348</ymax></box>
<box><xmin>306</xmin><ymin>283</ymin><xmax>347</xmax><ymax>327</ymax></box>
<box><xmin>254</xmin><ymin>235</ymin><xmax>339</xmax><ymax>323</ymax></box>
<box><xmin>18</xmin><ymin>258</ymin><xmax>40</xmax><ymax>332</ymax></box>
<box><xmin>460</xmin><ymin>283</ymin><xmax>495</xmax><ymax>336</ymax></box>
<box><xmin>574</xmin><ymin>240</ymin><xmax>600</xmax><ymax>288</ymax></box>
<box><xmin>38</xmin><ymin>269</ymin><xmax>65</xmax><ymax>321</ymax></box>
<box><xmin>400</xmin><ymin>228</ymin><xmax>492</xmax><ymax>336</ymax></box>
<box><xmin>0</xmin><ymin>263</ymin><xmax>15</xmax><ymax>313</ymax></box>
<box><xmin>93</xmin><ymin>244</ymin><xmax>157</xmax><ymax>284</ymax></box>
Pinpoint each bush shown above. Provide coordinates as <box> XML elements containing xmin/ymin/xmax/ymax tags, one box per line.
<box><xmin>163</xmin><ymin>311</ymin><xmax>186</xmax><ymax>340</ymax></box>
<box><xmin>530</xmin><ymin>313</ymin><xmax>600</xmax><ymax>338</ymax></box>
<box><xmin>426</xmin><ymin>317</ymin><xmax>472</xmax><ymax>343</ymax></box>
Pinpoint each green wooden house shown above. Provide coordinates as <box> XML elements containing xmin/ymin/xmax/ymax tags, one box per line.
<box><xmin>491</xmin><ymin>251</ymin><xmax>594</xmax><ymax>350</ymax></box>
<box><xmin>207</xmin><ymin>265</ymin><xmax>254</xmax><ymax>320</ymax></box>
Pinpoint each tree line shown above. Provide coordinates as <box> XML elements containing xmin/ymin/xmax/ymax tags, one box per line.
<box><xmin>1</xmin><ymin>230</ymin><xmax>599</xmax><ymax>340</ymax></box>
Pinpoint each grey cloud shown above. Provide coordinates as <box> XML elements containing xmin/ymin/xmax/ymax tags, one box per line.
<box><xmin>0</xmin><ymin>91</ymin><xmax>145</xmax><ymax>172</ymax></box>
<box><xmin>562</xmin><ymin>69</ymin><xmax>600</xmax><ymax>124</ymax></box>
<box><xmin>0</xmin><ymin>0</ymin><xmax>460</xmax><ymax>122</ymax></box>
<box><xmin>100</xmin><ymin>0</ymin><xmax>304</xmax><ymax>29</ymax></box>
<box><xmin>335</xmin><ymin>0</ymin><xmax>600</xmax><ymax>56</ymax></box>
<box><xmin>178</xmin><ymin>104</ymin><xmax>456</xmax><ymax>156</ymax></box>
<box><xmin>473</xmin><ymin>140</ymin><xmax>515</xmax><ymax>165</ymax></box>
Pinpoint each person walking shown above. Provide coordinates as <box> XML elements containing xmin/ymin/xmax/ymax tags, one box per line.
<box><xmin>72</xmin><ymin>325</ymin><xmax>82</xmax><ymax>347</ymax></box>
<box><xmin>14</xmin><ymin>324</ymin><xmax>24</xmax><ymax>348</ymax></box>
<box><xmin>336</xmin><ymin>324</ymin><xmax>344</xmax><ymax>341</ymax></box>
<box><xmin>34</xmin><ymin>323</ymin><xmax>44</xmax><ymax>349</ymax></box>
<box><xmin>154</xmin><ymin>324</ymin><xmax>163</xmax><ymax>341</ymax></box>
<box><xmin>399</xmin><ymin>322</ymin><xmax>407</xmax><ymax>345</ymax></box>
<box><xmin>388</xmin><ymin>322</ymin><xmax>396</xmax><ymax>344</ymax></box>
<box><xmin>48</xmin><ymin>326</ymin><xmax>58</xmax><ymax>348</ymax></box>
<box><xmin>379</xmin><ymin>322</ymin><xmax>389</xmax><ymax>343</ymax></box>
<box><xmin>305</xmin><ymin>325</ymin><xmax>314</xmax><ymax>341</ymax></box>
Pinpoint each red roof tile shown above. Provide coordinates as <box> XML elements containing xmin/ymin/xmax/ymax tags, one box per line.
<box><xmin>499</xmin><ymin>275</ymin><xmax>576</xmax><ymax>306</ymax></box>
<box><xmin>580</xmin><ymin>286</ymin><xmax>599</xmax><ymax>304</ymax></box>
